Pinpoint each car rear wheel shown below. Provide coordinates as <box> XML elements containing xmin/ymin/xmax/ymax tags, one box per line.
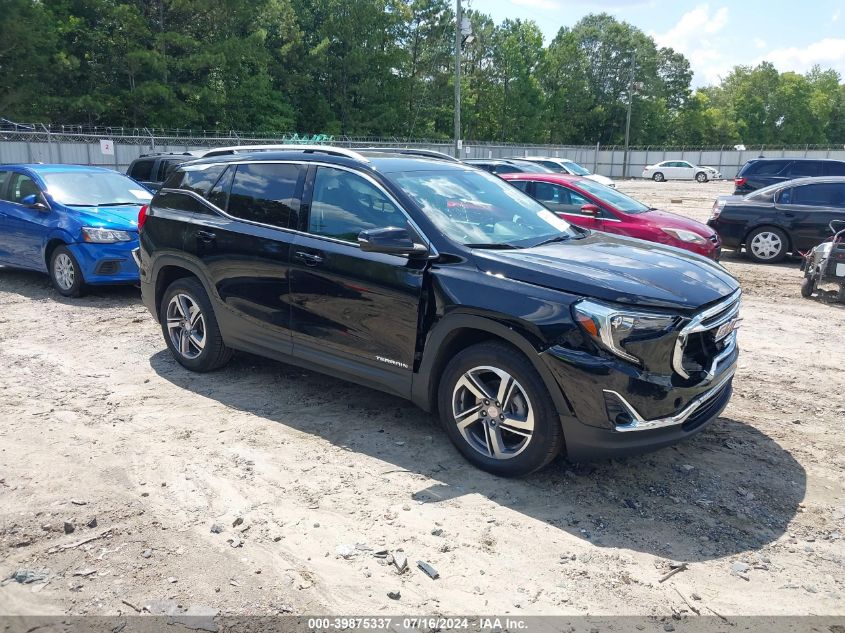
<box><xmin>437</xmin><ymin>342</ymin><xmax>563</xmax><ymax>477</ymax></box>
<box><xmin>695</xmin><ymin>171</ymin><xmax>708</xmax><ymax>183</ymax></box>
<box><xmin>160</xmin><ymin>277</ymin><xmax>232</xmax><ymax>372</ymax></box>
<box><xmin>652</xmin><ymin>172</ymin><xmax>665</xmax><ymax>182</ymax></box>
<box><xmin>746</xmin><ymin>227</ymin><xmax>788</xmax><ymax>263</ymax></box>
<box><xmin>50</xmin><ymin>246</ymin><xmax>85</xmax><ymax>297</ymax></box>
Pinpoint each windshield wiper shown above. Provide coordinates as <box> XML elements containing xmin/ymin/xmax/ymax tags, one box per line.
<box><xmin>464</xmin><ymin>242</ymin><xmax>518</xmax><ymax>249</ymax></box>
<box><xmin>532</xmin><ymin>234</ymin><xmax>573</xmax><ymax>247</ymax></box>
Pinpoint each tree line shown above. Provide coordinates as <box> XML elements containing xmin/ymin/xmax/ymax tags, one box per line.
<box><xmin>2</xmin><ymin>0</ymin><xmax>844</xmax><ymax>146</ymax></box>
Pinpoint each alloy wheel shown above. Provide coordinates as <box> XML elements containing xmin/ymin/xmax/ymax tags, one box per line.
<box><xmin>451</xmin><ymin>365</ymin><xmax>535</xmax><ymax>460</ymax></box>
<box><xmin>166</xmin><ymin>293</ymin><xmax>207</xmax><ymax>360</ymax></box>
<box><xmin>53</xmin><ymin>253</ymin><xmax>75</xmax><ymax>290</ymax></box>
<box><xmin>749</xmin><ymin>231</ymin><xmax>783</xmax><ymax>260</ymax></box>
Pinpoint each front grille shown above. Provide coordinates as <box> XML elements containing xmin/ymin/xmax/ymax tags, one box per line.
<box><xmin>682</xmin><ymin>378</ymin><xmax>733</xmax><ymax>431</ymax></box>
<box><xmin>673</xmin><ymin>291</ymin><xmax>741</xmax><ymax>381</ymax></box>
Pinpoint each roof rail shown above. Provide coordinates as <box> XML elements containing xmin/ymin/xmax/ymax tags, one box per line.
<box><xmin>198</xmin><ymin>144</ymin><xmax>368</xmax><ymax>162</ymax></box>
<box><xmin>353</xmin><ymin>147</ymin><xmax>461</xmax><ymax>163</ymax></box>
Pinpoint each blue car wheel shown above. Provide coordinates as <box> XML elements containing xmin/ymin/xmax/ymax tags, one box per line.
<box><xmin>50</xmin><ymin>245</ymin><xmax>85</xmax><ymax>297</ymax></box>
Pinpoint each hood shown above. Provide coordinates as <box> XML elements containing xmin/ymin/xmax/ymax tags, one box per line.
<box><xmin>471</xmin><ymin>232</ymin><xmax>738</xmax><ymax>312</ymax></box>
<box><xmin>638</xmin><ymin>208</ymin><xmax>716</xmax><ymax>238</ymax></box>
<box><xmin>66</xmin><ymin>204</ymin><xmax>141</xmax><ymax>230</ymax></box>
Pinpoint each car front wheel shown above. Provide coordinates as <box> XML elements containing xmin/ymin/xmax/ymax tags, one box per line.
<box><xmin>746</xmin><ymin>227</ymin><xmax>788</xmax><ymax>263</ymax></box>
<box><xmin>160</xmin><ymin>277</ymin><xmax>232</xmax><ymax>372</ymax></box>
<box><xmin>437</xmin><ymin>342</ymin><xmax>563</xmax><ymax>477</ymax></box>
<box><xmin>50</xmin><ymin>245</ymin><xmax>85</xmax><ymax>297</ymax></box>
<box><xmin>695</xmin><ymin>171</ymin><xmax>708</xmax><ymax>183</ymax></box>
<box><xmin>652</xmin><ymin>172</ymin><xmax>665</xmax><ymax>182</ymax></box>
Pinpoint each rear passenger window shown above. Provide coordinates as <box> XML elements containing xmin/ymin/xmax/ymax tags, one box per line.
<box><xmin>749</xmin><ymin>161</ymin><xmax>788</xmax><ymax>176</ymax></box>
<box><xmin>308</xmin><ymin>167</ymin><xmax>405</xmax><ymax>242</ymax></box>
<box><xmin>129</xmin><ymin>159</ymin><xmax>154</xmax><ymax>182</ymax></box>
<box><xmin>227</xmin><ymin>163</ymin><xmax>303</xmax><ymax>229</ymax></box>
<box><xmin>789</xmin><ymin>161</ymin><xmax>821</xmax><ymax>177</ymax></box>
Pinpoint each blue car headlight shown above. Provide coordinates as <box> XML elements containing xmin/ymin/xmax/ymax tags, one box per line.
<box><xmin>82</xmin><ymin>227</ymin><xmax>133</xmax><ymax>243</ymax></box>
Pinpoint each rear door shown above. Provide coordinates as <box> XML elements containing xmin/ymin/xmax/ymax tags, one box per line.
<box><xmin>288</xmin><ymin>165</ymin><xmax>426</xmax><ymax>396</ymax></box>
<box><xmin>180</xmin><ymin>161</ymin><xmax>305</xmax><ymax>356</ymax></box>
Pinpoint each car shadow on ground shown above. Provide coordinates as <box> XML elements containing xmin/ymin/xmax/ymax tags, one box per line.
<box><xmin>0</xmin><ymin>267</ymin><xmax>140</xmax><ymax>306</ymax></box>
<box><xmin>150</xmin><ymin>349</ymin><xmax>805</xmax><ymax>563</ymax></box>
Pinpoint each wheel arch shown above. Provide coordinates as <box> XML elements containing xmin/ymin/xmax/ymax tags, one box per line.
<box><xmin>148</xmin><ymin>254</ymin><xmax>212</xmax><ymax>321</ymax></box>
<box><xmin>411</xmin><ymin>313</ymin><xmax>574</xmax><ymax>422</ymax></box>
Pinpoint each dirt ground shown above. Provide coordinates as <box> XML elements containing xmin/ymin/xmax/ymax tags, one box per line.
<box><xmin>1</xmin><ymin>179</ymin><xmax>844</xmax><ymax>621</ymax></box>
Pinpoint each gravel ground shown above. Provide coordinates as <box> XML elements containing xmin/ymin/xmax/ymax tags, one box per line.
<box><xmin>0</xmin><ymin>179</ymin><xmax>843</xmax><ymax>620</ymax></box>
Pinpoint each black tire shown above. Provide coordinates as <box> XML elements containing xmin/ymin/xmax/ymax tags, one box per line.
<box><xmin>800</xmin><ymin>276</ymin><xmax>815</xmax><ymax>298</ymax></box>
<box><xmin>746</xmin><ymin>226</ymin><xmax>788</xmax><ymax>263</ymax></box>
<box><xmin>695</xmin><ymin>171</ymin><xmax>708</xmax><ymax>183</ymax></box>
<box><xmin>437</xmin><ymin>342</ymin><xmax>563</xmax><ymax>477</ymax></box>
<box><xmin>49</xmin><ymin>245</ymin><xmax>85</xmax><ymax>297</ymax></box>
<box><xmin>160</xmin><ymin>276</ymin><xmax>232</xmax><ymax>372</ymax></box>
<box><xmin>652</xmin><ymin>172</ymin><xmax>665</xmax><ymax>182</ymax></box>
<box><xmin>838</xmin><ymin>284</ymin><xmax>845</xmax><ymax>304</ymax></box>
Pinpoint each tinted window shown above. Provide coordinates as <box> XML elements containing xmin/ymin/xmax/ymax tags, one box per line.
<box><xmin>153</xmin><ymin>191</ymin><xmax>209</xmax><ymax>214</ymax></box>
<box><xmin>509</xmin><ymin>180</ymin><xmax>529</xmax><ymax>192</ymax></box>
<box><xmin>493</xmin><ymin>165</ymin><xmax>521</xmax><ymax>174</ymax></box>
<box><xmin>157</xmin><ymin>159</ymin><xmax>183</xmax><ymax>181</ymax></box>
<box><xmin>180</xmin><ymin>164</ymin><xmax>227</xmax><ymax>197</ymax></box>
<box><xmin>7</xmin><ymin>173</ymin><xmax>42</xmax><ymax>203</ymax></box>
<box><xmin>824</xmin><ymin>162</ymin><xmax>845</xmax><ymax>176</ymax></box>
<box><xmin>788</xmin><ymin>161</ymin><xmax>821</xmax><ymax>177</ymax></box>
<box><xmin>207</xmin><ymin>166</ymin><xmax>234</xmax><ymax>210</ymax></box>
<box><xmin>129</xmin><ymin>159</ymin><xmax>154</xmax><ymax>181</ymax></box>
<box><xmin>228</xmin><ymin>163</ymin><xmax>302</xmax><ymax>228</ymax></box>
<box><xmin>747</xmin><ymin>160</ymin><xmax>788</xmax><ymax>176</ymax></box>
<box><xmin>792</xmin><ymin>183</ymin><xmax>845</xmax><ymax>207</ymax></box>
<box><xmin>309</xmin><ymin>167</ymin><xmax>406</xmax><ymax>242</ymax></box>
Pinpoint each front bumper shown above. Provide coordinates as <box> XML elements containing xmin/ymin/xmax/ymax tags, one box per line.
<box><xmin>68</xmin><ymin>240</ymin><xmax>140</xmax><ymax>285</ymax></box>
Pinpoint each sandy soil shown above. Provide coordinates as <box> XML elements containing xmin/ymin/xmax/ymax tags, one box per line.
<box><xmin>1</xmin><ymin>179</ymin><xmax>844</xmax><ymax>621</ymax></box>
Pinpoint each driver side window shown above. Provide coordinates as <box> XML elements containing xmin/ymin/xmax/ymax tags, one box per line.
<box><xmin>6</xmin><ymin>173</ymin><xmax>41</xmax><ymax>204</ymax></box>
<box><xmin>308</xmin><ymin>167</ymin><xmax>407</xmax><ymax>243</ymax></box>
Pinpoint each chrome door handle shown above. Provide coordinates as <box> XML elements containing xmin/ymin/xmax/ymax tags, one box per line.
<box><xmin>295</xmin><ymin>251</ymin><xmax>324</xmax><ymax>266</ymax></box>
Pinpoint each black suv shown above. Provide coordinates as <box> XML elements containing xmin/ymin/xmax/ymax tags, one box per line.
<box><xmin>734</xmin><ymin>158</ymin><xmax>845</xmax><ymax>195</ymax></box>
<box><xmin>137</xmin><ymin>147</ymin><xmax>741</xmax><ymax>476</ymax></box>
<box><xmin>128</xmin><ymin>152</ymin><xmax>197</xmax><ymax>192</ymax></box>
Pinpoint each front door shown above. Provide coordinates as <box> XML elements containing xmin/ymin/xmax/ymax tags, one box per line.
<box><xmin>0</xmin><ymin>171</ymin><xmax>51</xmax><ymax>270</ymax></box>
<box><xmin>289</xmin><ymin>165</ymin><xmax>426</xmax><ymax>395</ymax></box>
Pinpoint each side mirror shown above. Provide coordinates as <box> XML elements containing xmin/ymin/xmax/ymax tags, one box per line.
<box><xmin>358</xmin><ymin>226</ymin><xmax>429</xmax><ymax>257</ymax></box>
<box><xmin>580</xmin><ymin>203</ymin><xmax>601</xmax><ymax>216</ymax></box>
<box><xmin>21</xmin><ymin>194</ymin><xmax>49</xmax><ymax>212</ymax></box>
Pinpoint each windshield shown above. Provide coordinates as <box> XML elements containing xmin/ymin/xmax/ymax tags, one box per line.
<box><xmin>42</xmin><ymin>171</ymin><xmax>153</xmax><ymax>206</ymax></box>
<box><xmin>562</xmin><ymin>161</ymin><xmax>591</xmax><ymax>176</ymax></box>
<box><xmin>575</xmin><ymin>178</ymin><xmax>651</xmax><ymax>214</ymax></box>
<box><xmin>392</xmin><ymin>168</ymin><xmax>580</xmax><ymax>247</ymax></box>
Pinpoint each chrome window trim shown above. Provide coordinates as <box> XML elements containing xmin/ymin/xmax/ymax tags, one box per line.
<box><xmin>605</xmin><ymin>365</ymin><xmax>735</xmax><ymax>433</ymax></box>
<box><xmin>672</xmin><ymin>289</ymin><xmax>742</xmax><ymax>381</ymax></box>
<box><xmin>161</xmin><ymin>160</ymin><xmax>438</xmax><ymax>258</ymax></box>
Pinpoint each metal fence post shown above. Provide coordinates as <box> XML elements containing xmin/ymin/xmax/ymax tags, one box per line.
<box><xmin>594</xmin><ymin>142</ymin><xmax>599</xmax><ymax>173</ymax></box>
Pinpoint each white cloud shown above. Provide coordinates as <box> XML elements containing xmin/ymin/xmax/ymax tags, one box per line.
<box><xmin>510</xmin><ymin>0</ymin><xmax>561</xmax><ymax>9</ymax></box>
<box><xmin>753</xmin><ymin>37</ymin><xmax>766</xmax><ymax>50</ymax></box>
<box><xmin>755</xmin><ymin>38</ymin><xmax>845</xmax><ymax>76</ymax></box>
<box><xmin>652</xmin><ymin>4</ymin><xmax>731</xmax><ymax>87</ymax></box>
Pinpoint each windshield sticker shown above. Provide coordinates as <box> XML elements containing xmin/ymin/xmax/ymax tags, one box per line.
<box><xmin>537</xmin><ymin>209</ymin><xmax>570</xmax><ymax>232</ymax></box>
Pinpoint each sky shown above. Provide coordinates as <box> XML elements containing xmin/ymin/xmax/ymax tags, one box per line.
<box><xmin>476</xmin><ymin>0</ymin><xmax>845</xmax><ymax>88</ymax></box>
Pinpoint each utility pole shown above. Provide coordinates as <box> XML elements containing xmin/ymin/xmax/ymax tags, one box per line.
<box><xmin>622</xmin><ymin>50</ymin><xmax>636</xmax><ymax>179</ymax></box>
<box><xmin>454</xmin><ymin>0</ymin><xmax>462</xmax><ymax>159</ymax></box>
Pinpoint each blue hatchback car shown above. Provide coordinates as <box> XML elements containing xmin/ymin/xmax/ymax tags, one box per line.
<box><xmin>0</xmin><ymin>164</ymin><xmax>151</xmax><ymax>296</ymax></box>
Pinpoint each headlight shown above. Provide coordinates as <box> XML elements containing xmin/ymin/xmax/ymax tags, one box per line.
<box><xmin>661</xmin><ymin>228</ymin><xmax>707</xmax><ymax>244</ymax></box>
<box><xmin>572</xmin><ymin>299</ymin><xmax>678</xmax><ymax>364</ymax></box>
<box><xmin>82</xmin><ymin>227</ymin><xmax>133</xmax><ymax>243</ymax></box>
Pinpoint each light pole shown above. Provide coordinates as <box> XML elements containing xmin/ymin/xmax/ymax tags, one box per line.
<box><xmin>454</xmin><ymin>1</ymin><xmax>473</xmax><ymax>158</ymax></box>
<box><xmin>622</xmin><ymin>51</ymin><xmax>638</xmax><ymax>179</ymax></box>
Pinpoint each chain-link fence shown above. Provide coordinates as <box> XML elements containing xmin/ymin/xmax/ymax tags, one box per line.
<box><xmin>2</xmin><ymin>121</ymin><xmax>845</xmax><ymax>178</ymax></box>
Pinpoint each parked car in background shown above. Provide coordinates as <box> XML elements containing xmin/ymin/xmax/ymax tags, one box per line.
<box><xmin>128</xmin><ymin>152</ymin><xmax>199</xmax><ymax>192</ymax></box>
<box><xmin>0</xmin><ymin>164</ymin><xmax>150</xmax><ymax>296</ymax></box>
<box><xmin>501</xmin><ymin>173</ymin><xmax>720</xmax><ymax>259</ymax></box>
<box><xmin>642</xmin><ymin>160</ymin><xmax>716</xmax><ymax>182</ymax></box>
<box><xmin>733</xmin><ymin>158</ymin><xmax>845</xmax><ymax>195</ymax></box>
<box><xmin>464</xmin><ymin>158</ymin><xmax>554</xmax><ymax>176</ymax></box>
<box><xmin>138</xmin><ymin>146</ymin><xmax>740</xmax><ymax>476</ymax></box>
<box><xmin>709</xmin><ymin>177</ymin><xmax>845</xmax><ymax>263</ymax></box>
<box><xmin>508</xmin><ymin>157</ymin><xmax>616</xmax><ymax>188</ymax></box>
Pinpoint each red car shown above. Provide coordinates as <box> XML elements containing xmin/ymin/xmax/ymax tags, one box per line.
<box><xmin>500</xmin><ymin>173</ymin><xmax>720</xmax><ymax>259</ymax></box>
